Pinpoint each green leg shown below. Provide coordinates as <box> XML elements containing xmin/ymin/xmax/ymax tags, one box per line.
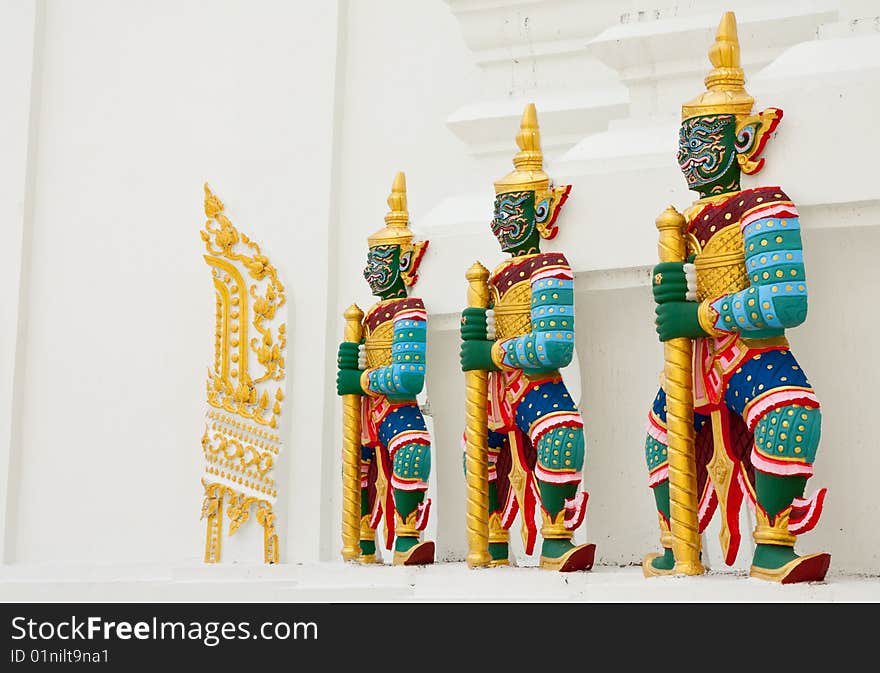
<box><xmin>650</xmin><ymin>480</ymin><xmax>675</xmax><ymax>572</ymax></box>
<box><xmin>538</xmin><ymin>481</ymin><xmax>578</xmax><ymax>559</ymax></box>
<box><xmin>534</xmin><ymin>422</ymin><xmax>586</xmax><ymax>560</ymax></box>
<box><xmin>393</xmin><ymin>489</ymin><xmax>423</xmax><ymax>554</ymax></box>
<box><xmin>359</xmin><ymin>486</ymin><xmax>375</xmax><ymax>557</ymax></box>
<box><xmin>751</xmin><ymin>403</ymin><xmax>822</xmax><ymax>573</ymax></box>
<box><xmin>391</xmin><ymin>440</ymin><xmax>431</xmax><ymax>554</ymax></box>
<box><xmin>488</xmin><ymin>481</ymin><xmax>508</xmax><ymax>562</ymax></box>
<box><xmin>753</xmin><ymin>472</ymin><xmax>806</xmax><ymax>570</ymax></box>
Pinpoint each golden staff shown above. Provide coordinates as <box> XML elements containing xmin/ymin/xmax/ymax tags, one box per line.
<box><xmin>655</xmin><ymin>206</ymin><xmax>704</xmax><ymax>575</ymax></box>
<box><xmin>340</xmin><ymin>303</ymin><xmax>365</xmax><ymax>561</ymax></box>
<box><xmin>463</xmin><ymin>262</ymin><xmax>492</xmax><ymax>568</ymax></box>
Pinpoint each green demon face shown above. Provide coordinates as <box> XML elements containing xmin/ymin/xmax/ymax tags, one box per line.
<box><xmin>678</xmin><ymin>114</ymin><xmax>740</xmax><ymax>194</ymax></box>
<box><xmin>492</xmin><ymin>190</ymin><xmax>538</xmax><ymax>253</ymax></box>
<box><xmin>363</xmin><ymin>244</ymin><xmax>401</xmax><ymax>296</ymax></box>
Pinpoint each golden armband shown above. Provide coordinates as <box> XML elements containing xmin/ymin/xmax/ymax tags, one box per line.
<box><xmin>360</xmin><ymin>369</ymin><xmax>379</xmax><ymax>397</ymax></box>
<box><xmin>490</xmin><ymin>340</ymin><xmax>510</xmax><ymax>371</ymax></box>
<box><xmin>697</xmin><ymin>299</ymin><xmax>726</xmax><ymax>337</ymax></box>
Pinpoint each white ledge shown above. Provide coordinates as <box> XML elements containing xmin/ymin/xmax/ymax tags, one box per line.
<box><xmin>1</xmin><ymin>561</ymin><xmax>877</xmax><ymax>602</ymax></box>
<box><xmin>755</xmin><ymin>32</ymin><xmax>880</xmax><ymax>79</ymax></box>
<box><xmin>587</xmin><ymin>2</ymin><xmax>838</xmax><ymax>76</ymax></box>
<box><xmin>445</xmin><ymin>0</ymin><xmax>625</xmax><ymax>58</ymax></box>
<box><xmin>446</xmin><ymin>88</ymin><xmax>628</xmax><ymax>157</ymax></box>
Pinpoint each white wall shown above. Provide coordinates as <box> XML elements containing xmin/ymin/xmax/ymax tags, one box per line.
<box><xmin>1</xmin><ymin>0</ymin><xmax>878</xmax><ymax>582</ymax></box>
<box><xmin>4</xmin><ymin>0</ymin><xmax>342</xmax><ymax>564</ymax></box>
<box><xmin>0</xmin><ymin>0</ymin><xmax>41</xmax><ymax>562</ymax></box>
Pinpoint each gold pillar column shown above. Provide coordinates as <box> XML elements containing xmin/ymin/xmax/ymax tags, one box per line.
<box><xmin>655</xmin><ymin>206</ymin><xmax>704</xmax><ymax>575</ymax></box>
<box><xmin>340</xmin><ymin>304</ymin><xmax>365</xmax><ymax>561</ymax></box>
<box><xmin>464</xmin><ymin>262</ymin><xmax>492</xmax><ymax>568</ymax></box>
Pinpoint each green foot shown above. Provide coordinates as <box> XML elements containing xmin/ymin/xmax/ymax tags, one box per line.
<box><xmin>540</xmin><ymin>537</ymin><xmax>595</xmax><ymax>572</ymax></box>
<box><xmin>541</xmin><ymin>538</ymin><xmax>576</xmax><ymax>559</ymax></box>
<box><xmin>394</xmin><ymin>536</ymin><xmax>419</xmax><ymax>553</ymax></box>
<box><xmin>749</xmin><ymin>545</ymin><xmax>830</xmax><ymax>583</ymax></box>
<box><xmin>359</xmin><ymin>539</ymin><xmax>376</xmax><ymax>557</ymax></box>
<box><xmin>651</xmin><ymin>547</ymin><xmax>675</xmax><ymax>572</ymax></box>
<box><xmin>752</xmin><ymin>544</ymin><xmax>799</xmax><ymax>571</ymax></box>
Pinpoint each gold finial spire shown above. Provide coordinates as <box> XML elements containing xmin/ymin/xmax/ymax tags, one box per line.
<box><xmin>707</xmin><ymin>12</ymin><xmax>743</xmax><ymax>87</ymax></box>
<box><xmin>513</xmin><ymin>103</ymin><xmax>543</xmax><ymax>173</ymax></box>
<box><xmin>366</xmin><ymin>171</ymin><xmax>429</xmax><ymax>287</ymax></box>
<box><xmin>494</xmin><ymin>103</ymin><xmax>550</xmax><ymax>193</ymax></box>
<box><xmin>368</xmin><ymin>171</ymin><xmax>414</xmax><ymax>247</ymax></box>
<box><xmin>384</xmin><ymin>171</ymin><xmax>408</xmax><ymax>227</ymax></box>
<box><xmin>681</xmin><ymin>11</ymin><xmax>754</xmax><ymax>120</ymax></box>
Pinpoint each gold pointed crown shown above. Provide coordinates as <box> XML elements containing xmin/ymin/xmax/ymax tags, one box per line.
<box><xmin>682</xmin><ymin>12</ymin><xmax>755</xmax><ymax>120</ymax></box>
<box><xmin>368</xmin><ymin>171</ymin><xmax>414</xmax><ymax>247</ymax></box>
<box><xmin>367</xmin><ymin>171</ymin><xmax>429</xmax><ymax>287</ymax></box>
<box><xmin>494</xmin><ymin>103</ymin><xmax>550</xmax><ymax>193</ymax></box>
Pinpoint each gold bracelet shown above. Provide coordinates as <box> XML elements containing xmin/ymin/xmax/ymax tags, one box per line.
<box><xmin>490</xmin><ymin>341</ymin><xmax>509</xmax><ymax>370</ymax></box>
<box><xmin>697</xmin><ymin>299</ymin><xmax>725</xmax><ymax>337</ymax></box>
<box><xmin>359</xmin><ymin>369</ymin><xmax>379</xmax><ymax>397</ymax></box>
